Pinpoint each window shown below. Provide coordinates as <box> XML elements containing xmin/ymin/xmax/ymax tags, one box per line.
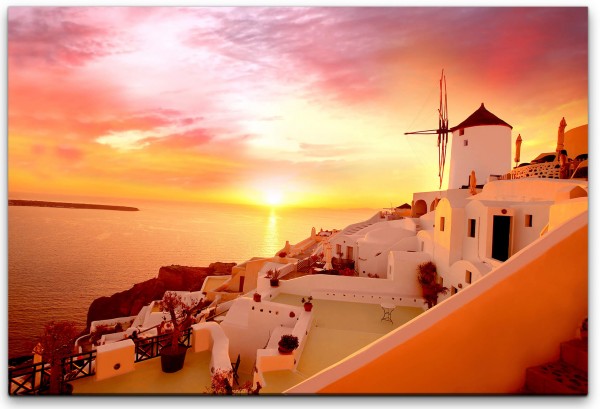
<box><xmin>465</xmin><ymin>270</ymin><xmax>472</xmax><ymax>284</ymax></box>
<box><xmin>336</xmin><ymin>244</ymin><xmax>342</xmax><ymax>255</ymax></box>
<box><xmin>437</xmin><ymin>276</ymin><xmax>444</xmax><ymax>286</ymax></box>
<box><xmin>463</xmin><ymin>139</ymin><xmax>469</xmax><ymax>146</ymax></box>
<box><xmin>440</xmin><ymin>217</ymin><xmax>445</xmax><ymax>232</ymax></box>
<box><xmin>451</xmin><ymin>286</ymin><xmax>457</xmax><ymax>295</ymax></box>
<box><xmin>525</xmin><ymin>214</ymin><xmax>533</xmax><ymax>227</ymax></box>
<box><xmin>468</xmin><ymin>219</ymin><xmax>476</xmax><ymax>237</ymax></box>
<box><xmin>459</xmin><ymin>128</ymin><xmax>465</xmax><ymax>136</ymax></box>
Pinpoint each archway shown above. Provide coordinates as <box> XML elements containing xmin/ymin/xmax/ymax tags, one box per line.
<box><xmin>413</xmin><ymin>200</ymin><xmax>427</xmax><ymax>218</ymax></box>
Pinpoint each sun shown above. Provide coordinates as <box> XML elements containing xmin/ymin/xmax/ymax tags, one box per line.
<box><xmin>265</xmin><ymin>190</ymin><xmax>284</xmax><ymax>207</ymax></box>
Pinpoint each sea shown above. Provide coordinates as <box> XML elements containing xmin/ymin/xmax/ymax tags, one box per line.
<box><xmin>7</xmin><ymin>197</ymin><xmax>376</xmax><ymax>359</ymax></box>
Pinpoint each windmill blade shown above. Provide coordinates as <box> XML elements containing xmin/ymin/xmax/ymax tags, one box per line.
<box><xmin>404</xmin><ymin>129</ymin><xmax>442</xmax><ymax>135</ymax></box>
<box><xmin>404</xmin><ymin>69</ymin><xmax>450</xmax><ymax>189</ymax></box>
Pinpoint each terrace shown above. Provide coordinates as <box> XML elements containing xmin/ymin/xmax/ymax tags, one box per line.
<box><xmin>64</xmin><ymin>293</ymin><xmax>423</xmax><ymax>395</ymax></box>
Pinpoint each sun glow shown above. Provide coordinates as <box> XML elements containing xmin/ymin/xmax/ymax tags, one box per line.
<box><xmin>265</xmin><ymin>190</ymin><xmax>284</xmax><ymax>207</ymax></box>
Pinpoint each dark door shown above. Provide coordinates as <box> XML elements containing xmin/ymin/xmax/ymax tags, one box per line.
<box><xmin>347</xmin><ymin>246</ymin><xmax>354</xmax><ymax>261</ymax></box>
<box><xmin>491</xmin><ymin>215</ymin><xmax>511</xmax><ymax>261</ymax></box>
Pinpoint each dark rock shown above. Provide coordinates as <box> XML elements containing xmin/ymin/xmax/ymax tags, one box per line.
<box><xmin>209</xmin><ymin>262</ymin><xmax>237</xmax><ymax>275</ymax></box>
<box><xmin>86</xmin><ymin>263</ymin><xmax>236</xmax><ymax>329</ymax></box>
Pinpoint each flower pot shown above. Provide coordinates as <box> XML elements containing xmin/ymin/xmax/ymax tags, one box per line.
<box><xmin>160</xmin><ymin>343</ymin><xmax>188</xmax><ymax>373</ymax></box>
<box><xmin>303</xmin><ymin>302</ymin><xmax>313</xmax><ymax>312</ymax></box>
<box><xmin>60</xmin><ymin>382</ymin><xmax>74</xmax><ymax>395</ymax></box>
<box><xmin>253</xmin><ymin>293</ymin><xmax>261</xmax><ymax>302</ymax></box>
<box><xmin>270</xmin><ymin>279</ymin><xmax>279</xmax><ymax>287</ymax></box>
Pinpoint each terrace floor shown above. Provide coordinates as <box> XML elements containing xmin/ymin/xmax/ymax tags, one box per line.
<box><xmin>71</xmin><ymin>293</ymin><xmax>423</xmax><ymax>395</ymax></box>
<box><xmin>259</xmin><ymin>293</ymin><xmax>423</xmax><ymax>393</ymax></box>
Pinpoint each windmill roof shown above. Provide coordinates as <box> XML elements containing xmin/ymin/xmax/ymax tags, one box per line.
<box><xmin>450</xmin><ymin>103</ymin><xmax>512</xmax><ymax>132</ymax></box>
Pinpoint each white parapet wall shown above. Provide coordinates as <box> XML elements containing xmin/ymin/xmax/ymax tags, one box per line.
<box><xmin>253</xmin><ymin>310</ymin><xmax>314</xmax><ymax>388</ymax></box>
<box><xmin>191</xmin><ymin>321</ymin><xmax>232</xmax><ymax>375</ymax></box>
<box><xmin>95</xmin><ymin>339</ymin><xmax>136</xmax><ymax>381</ymax></box>
<box><xmin>220</xmin><ymin>297</ymin><xmax>305</xmax><ymax>375</ymax></box>
<box><xmin>277</xmin><ymin>273</ymin><xmax>410</xmax><ymax>302</ymax></box>
<box><xmin>311</xmin><ymin>289</ymin><xmax>426</xmax><ymax>309</ymax></box>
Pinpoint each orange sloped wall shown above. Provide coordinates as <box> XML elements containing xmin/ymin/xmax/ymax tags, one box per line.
<box><xmin>316</xmin><ymin>219</ymin><xmax>587</xmax><ymax>394</ymax></box>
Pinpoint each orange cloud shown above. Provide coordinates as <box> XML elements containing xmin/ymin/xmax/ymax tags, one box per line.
<box><xmin>7</xmin><ymin>7</ymin><xmax>588</xmax><ymax>209</ymax></box>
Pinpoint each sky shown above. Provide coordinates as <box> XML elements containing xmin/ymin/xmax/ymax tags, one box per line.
<box><xmin>7</xmin><ymin>6</ymin><xmax>588</xmax><ymax>209</ymax></box>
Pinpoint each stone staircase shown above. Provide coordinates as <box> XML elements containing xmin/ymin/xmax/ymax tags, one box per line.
<box><xmin>522</xmin><ymin>337</ymin><xmax>588</xmax><ymax>395</ymax></box>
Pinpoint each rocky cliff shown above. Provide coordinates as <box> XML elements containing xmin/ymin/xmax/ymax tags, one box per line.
<box><xmin>86</xmin><ymin>262</ymin><xmax>235</xmax><ymax>328</ymax></box>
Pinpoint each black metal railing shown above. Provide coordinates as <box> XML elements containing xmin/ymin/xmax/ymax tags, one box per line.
<box><xmin>134</xmin><ymin>327</ymin><xmax>192</xmax><ymax>363</ymax></box>
<box><xmin>8</xmin><ymin>361</ymin><xmax>51</xmax><ymax>395</ymax></box>
<box><xmin>62</xmin><ymin>350</ymin><xmax>97</xmax><ymax>382</ymax></box>
<box><xmin>9</xmin><ymin>327</ymin><xmax>195</xmax><ymax>394</ymax></box>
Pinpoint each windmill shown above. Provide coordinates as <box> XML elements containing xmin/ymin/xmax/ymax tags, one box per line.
<box><xmin>405</xmin><ymin>70</ymin><xmax>449</xmax><ymax>190</ymax></box>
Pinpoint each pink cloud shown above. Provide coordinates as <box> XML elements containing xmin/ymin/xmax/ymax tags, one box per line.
<box><xmin>8</xmin><ymin>7</ymin><xmax>129</xmax><ymax>67</ymax></box>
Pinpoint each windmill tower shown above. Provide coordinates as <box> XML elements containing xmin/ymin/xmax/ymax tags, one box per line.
<box><xmin>447</xmin><ymin>103</ymin><xmax>512</xmax><ymax>189</ymax></box>
<box><xmin>406</xmin><ymin>72</ymin><xmax>512</xmax><ymax>190</ymax></box>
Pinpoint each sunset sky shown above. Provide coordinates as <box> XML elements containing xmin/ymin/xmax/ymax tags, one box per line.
<box><xmin>7</xmin><ymin>6</ymin><xmax>588</xmax><ymax>209</ymax></box>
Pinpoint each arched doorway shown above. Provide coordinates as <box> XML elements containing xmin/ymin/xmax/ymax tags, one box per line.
<box><xmin>413</xmin><ymin>200</ymin><xmax>427</xmax><ymax>218</ymax></box>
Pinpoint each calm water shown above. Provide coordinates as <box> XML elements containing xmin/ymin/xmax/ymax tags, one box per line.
<box><xmin>8</xmin><ymin>199</ymin><xmax>375</xmax><ymax>358</ymax></box>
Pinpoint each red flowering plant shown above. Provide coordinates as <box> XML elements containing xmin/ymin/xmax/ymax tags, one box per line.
<box><xmin>160</xmin><ymin>291</ymin><xmax>210</xmax><ymax>350</ymax></box>
<box><xmin>208</xmin><ymin>369</ymin><xmax>260</xmax><ymax>395</ymax></box>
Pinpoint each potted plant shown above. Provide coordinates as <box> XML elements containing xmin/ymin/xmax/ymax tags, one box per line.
<box><xmin>265</xmin><ymin>269</ymin><xmax>281</xmax><ymax>287</ymax></box>
<box><xmin>301</xmin><ymin>296</ymin><xmax>313</xmax><ymax>312</ymax></box>
<box><xmin>417</xmin><ymin>261</ymin><xmax>449</xmax><ymax>309</ymax></box>
<box><xmin>159</xmin><ymin>291</ymin><xmax>209</xmax><ymax>373</ymax></box>
<box><xmin>253</xmin><ymin>292</ymin><xmax>261</xmax><ymax>302</ymax></box>
<box><xmin>278</xmin><ymin>334</ymin><xmax>299</xmax><ymax>355</ymax></box>
<box><xmin>208</xmin><ymin>368</ymin><xmax>261</xmax><ymax>395</ymax></box>
<box><xmin>36</xmin><ymin>320</ymin><xmax>80</xmax><ymax>395</ymax></box>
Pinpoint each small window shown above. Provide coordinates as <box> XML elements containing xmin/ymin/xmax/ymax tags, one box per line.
<box><xmin>459</xmin><ymin>128</ymin><xmax>465</xmax><ymax>136</ymax></box>
<box><xmin>440</xmin><ymin>217</ymin><xmax>445</xmax><ymax>232</ymax></box>
<box><xmin>336</xmin><ymin>244</ymin><xmax>342</xmax><ymax>255</ymax></box>
<box><xmin>465</xmin><ymin>270</ymin><xmax>472</xmax><ymax>284</ymax></box>
<box><xmin>437</xmin><ymin>276</ymin><xmax>444</xmax><ymax>286</ymax></box>
<box><xmin>451</xmin><ymin>286</ymin><xmax>457</xmax><ymax>295</ymax></box>
<box><xmin>525</xmin><ymin>214</ymin><xmax>533</xmax><ymax>227</ymax></box>
<box><xmin>463</xmin><ymin>139</ymin><xmax>469</xmax><ymax>146</ymax></box>
<box><xmin>468</xmin><ymin>219</ymin><xmax>476</xmax><ymax>237</ymax></box>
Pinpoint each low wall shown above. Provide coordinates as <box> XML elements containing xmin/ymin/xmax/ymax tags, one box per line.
<box><xmin>278</xmin><ymin>273</ymin><xmax>405</xmax><ymax>299</ymax></box>
<box><xmin>254</xmin><ymin>310</ymin><xmax>314</xmax><ymax>388</ymax></box>
<box><xmin>311</xmin><ymin>289</ymin><xmax>425</xmax><ymax>309</ymax></box>
<box><xmin>509</xmin><ymin>162</ymin><xmax>560</xmax><ymax>180</ymax></box>
<box><xmin>95</xmin><ymin>340</ymin><xmax>135</xmax><ymax>381</ymax></box>
<box><xmin>191</xmin><ymin>322</ymin><xmax>232</xmax><ymax>375</ymax></box>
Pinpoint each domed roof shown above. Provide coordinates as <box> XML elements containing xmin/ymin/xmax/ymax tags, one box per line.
<box><xmin>450</xmin><ymin>103</ymin><xmax>512</xmax><ymax>132</ymax></box>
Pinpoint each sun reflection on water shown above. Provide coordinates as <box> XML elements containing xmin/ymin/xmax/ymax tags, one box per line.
<box><xmin>263</xmin><ymin>207</ymin><xmax>281</xmax><ymax>256</ymax></box>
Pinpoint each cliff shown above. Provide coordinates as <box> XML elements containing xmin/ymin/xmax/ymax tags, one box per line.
<box><xmin>86</xmin><ymin>262</ymin><xmax>235</xmax><ymax>328</ymax></box>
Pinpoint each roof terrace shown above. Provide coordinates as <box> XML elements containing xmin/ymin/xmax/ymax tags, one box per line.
<box><xmin>69</xmin><ymin>293</ymin><xmax>422</xmax><ymax>395</ymax></box>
